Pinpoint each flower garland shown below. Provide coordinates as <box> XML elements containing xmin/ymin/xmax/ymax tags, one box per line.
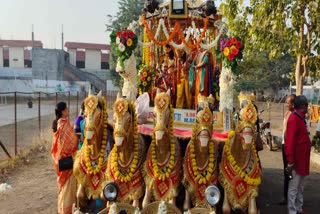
<box><xmin>177</xmin><ymin>17</ymin><xmax>209</xmax><ymax>49</ymax></box>
<box><xmin>110</xmin><ymin>102</ymin><xmax>140</xmax><ymax>182</ymax></box>
<box><xmin>189</xmin><ymin>126</ymin><xmax>215</xmax><ymax>185</ymax></box>
<box><xmin>138</xmin><ymin>65</ymin><xmax>154</xmax><ymax>94</ymax></box>
<box><xmin>142</xmin><ymin>27</ymin><xmax>151</xmax><ymax>65</ymax></box>
<box><xmin>151</xmin><ymin>104</ymin><xmax>175</xmax><ymax>181</ymax></box>
<box><xmin>224</xmin><ymin>131</ymin><xmax>261</xmax><ymax>186</ymax></box>
<box><xmin>84</xmin><ymin>98</ymin><xmax>108</xmax><ymax>175</ymax></box>
<box><xmin>142</xmin><ymin>16</ymin><xmax>209</xmax><ymax>49</ymax></box>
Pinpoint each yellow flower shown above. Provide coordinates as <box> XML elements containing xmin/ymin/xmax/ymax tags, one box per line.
<box><xmin>126</xmin><ymin>38</ymin><xmax>133</xmax><ymax>47</ymax></box>
<box><xmin>143</xmin><ymin>71</ymin><xmax>148</xmax><ymax>77</ymax></box>
<box><xmin>142</xmin><ymin>81</ymin><xmax>147</xmax><ymax>86</ymax></box>
<box><xmin>147</xmin><ymin>76</ymin><xmax>151</xmax><ymax>81</ymax></box>
<box><xmin>223</xmin><ymin>47</ymin><xmax>230</xmax><ymax>56</ymax></box>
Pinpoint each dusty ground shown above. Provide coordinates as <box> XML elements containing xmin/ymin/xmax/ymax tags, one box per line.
<box><xmin>0</xmin><ymin>101</ymin><xmax>320</xmax><ymax>214</ymax></box>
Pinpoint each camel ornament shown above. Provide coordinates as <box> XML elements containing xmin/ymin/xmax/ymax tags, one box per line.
<box><xmin>105</xmin><ymin>93</ymin><xmax>146</xmax><ymax>207</ymax></box>
<box><xmin>73</xmin><ymin>90</ymin><xmax>110</xmax><ymax>213</ymax></box>
<box><xmin>219</xmin><ymin>101</ymin><xmax>262</xmax><ymax>214</ymax></box>
<box><xmin>142</xmin><ymin>89</ymin><xmax>182</xmax><ymax>208</ymax></box>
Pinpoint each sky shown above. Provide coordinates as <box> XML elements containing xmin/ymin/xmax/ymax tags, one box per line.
<box><xmin>0</xmin><ymin>0</ymin><xmax>119</xmax><ymax>48</ymax></box>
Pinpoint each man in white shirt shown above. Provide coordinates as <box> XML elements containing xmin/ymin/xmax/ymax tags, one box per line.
<box><xmin>278</xmin><ymin>94</ymin><xmax>296</xmax><ymax>205</ymax></box>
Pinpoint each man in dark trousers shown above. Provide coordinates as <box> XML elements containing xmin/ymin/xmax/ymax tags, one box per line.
<box><xmin>285</xmin><ymin>95</ymin><xmax>311</xmax><ymax>214</ymax></box>
<box><xmin>278</xmin><ymin>94</ymin><xmax>296</xmax><ymax>205</ymax></box>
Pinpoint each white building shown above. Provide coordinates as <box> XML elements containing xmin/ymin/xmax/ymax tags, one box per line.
<box><xmin>0</xmin><ymin>40</ymin><xmax>43</xmax><ymax>68</ymax></box>
<box><xmin>64</xmin><ymin>42</ymin><xmax>110</xmax><ymax>72</ymax></box>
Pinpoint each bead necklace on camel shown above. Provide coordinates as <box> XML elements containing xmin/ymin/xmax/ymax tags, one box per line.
<box><xmin>183</xmin><ymin>94</ymin><xmax>219</xmax><ymax>210</ymax></box>
<box><xmin>73</xmin><ymin>91</ymin><xmax>110</xmax><ymax>212</ymax></box>
<box><xmin>142</xmin><ymin>89</ymin><xmax>181</xmax><ymax>208</ymax></box>
<box><xmin>219</xmin><ymin>101</ymin><xmax>262</xmax><ymax>214</ymax></box>
<box><xmin>106</xmin><ymin>95</ymin><xmax>146</xmax><ymax>207</ymax></box>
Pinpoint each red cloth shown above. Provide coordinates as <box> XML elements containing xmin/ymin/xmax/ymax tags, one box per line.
<box><xmin>285</xmin><ymin>109</ymin><xmax>311</xmax><ymax>176</ymax></box>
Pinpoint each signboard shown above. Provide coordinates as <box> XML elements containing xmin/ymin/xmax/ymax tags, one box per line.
<box><xmin>146</xmin><ymin>107</ymin><xmax>223</xmax><ymax>129</ymax></box>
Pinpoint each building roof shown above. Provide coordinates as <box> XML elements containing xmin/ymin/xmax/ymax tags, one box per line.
<box><xmin>0</xmin><ymin>40</ymin><xmax>43</xmax><ymax>48</ymax></box>
<box><xmin>65</xmin><ymin>42</ymin><xmax>110</xmax><ymax>50</ymax></box>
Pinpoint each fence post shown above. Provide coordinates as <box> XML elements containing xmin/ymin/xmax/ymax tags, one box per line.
<box><xmin>68</xmin><ymin>91</ymin><xmax>71</xmax><ymax>110</ymax></box>
<box><xmin>76</xmin><ymin>91</ymin><xmax>79</xmax><ymax>115</ymax></box>
<box><xmin>55</xmin><ymin>92</ymin><xmax>58</xmax><ymax>104</ymax></box>
<box><xmin>38</xmin><ymin>92</ymin><xmax>41</xmax><ymax>137</ymax></box>
<box><xmin>14</xmin><ymin>92</ymin><xmax>17</xmax><ymax>156</ymax></box>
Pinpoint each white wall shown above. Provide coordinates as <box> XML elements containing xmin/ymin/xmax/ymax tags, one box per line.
<box><xmin>85</xmin><ymin>49</ymin><xmax>100</xmax><ymax>70</ymax></box>
<box><xmin>9</xmin><ymin>47</ymin><xmax>24</xmax><ymax>68</ymax></box>
<box><xmin>68</xmin><ymin>48</ymin><xmax>76</xmax><ymax>66</ymax></box>
<box><xmin>0</xmin><ymin>79</ymin><xmax>90</xmax><ymax>95</ymax></box>
<box><xmin>0</xmin><ymin>47</ymin><xmax>3</xmax><ymax>67</ymax></box>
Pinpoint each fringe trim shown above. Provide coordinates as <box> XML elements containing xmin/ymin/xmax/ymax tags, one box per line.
<box><xmin>73</xmin><ymin>150</ymin><xmax>106</xmax><ymax>199</ymax></box>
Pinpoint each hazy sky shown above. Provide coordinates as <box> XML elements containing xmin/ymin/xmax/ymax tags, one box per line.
<box><xmin>0</xmin><ymin>0</ymin><xmax>119</xmax><ymax>48</ymax></box>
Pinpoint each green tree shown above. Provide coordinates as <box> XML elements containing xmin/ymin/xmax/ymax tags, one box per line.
<box><xmin>220</xmin><ymin>0</ymin><xmax>320</xmax><ymax>95</ymax></box>
<box><xmin>106</xmin><ymin>0</ymin><xmax>144</xmax><ymax>87</ymax></box>
<box><xmin>235</xmin><ymin>53</ymin><xmax>294</xmax><ymax>96</ymax></box>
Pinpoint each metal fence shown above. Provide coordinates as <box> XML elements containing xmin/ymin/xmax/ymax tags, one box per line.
<box><xmin>0</xmin><ymin>90</ymin><xmax>118</xmax><ymax>162</ymax></box>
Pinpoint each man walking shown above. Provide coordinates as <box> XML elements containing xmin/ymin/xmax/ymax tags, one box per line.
<box><xmin>278</xmin><ymin>94</ymin><xmax>296</xmax><ymax>205</ymax></box>
<box><xmin>285</xmin><ymin>95</ymin><xmax>311</xmax><ymax>214</ymax></box>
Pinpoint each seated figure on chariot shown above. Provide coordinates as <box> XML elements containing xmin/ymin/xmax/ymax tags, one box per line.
<box><xmin>73</xmin><ymin>91</ymin><xmax>113</xmax><ymax>213</ymax></box>
<box><xmin>105</xmin><ymin>94</ymin><xmax>146</xmax><ymax>208</ymax></box>
<box><xmin>142</xmin><ymin>89</ymin><xmax>182</xmax><ymax>208</ymax></box>
<box><xmin>189</xmin><ymin>45</ymin><xmax>215</xmax><ymax>108</ymax></box>
<box><xmin>154</xmin><ymin>45</ymin><xmax>177</xmax><ymax>106</ymax></box>
<box><xmin>219</xmin><ymin>101</ymin><xmax>262</xmax><ymax>214</ymax></box>
<box><xmin>182</xmin><ymin>94</ymin><xmax>219</xmax><ymax>211</ymax></box>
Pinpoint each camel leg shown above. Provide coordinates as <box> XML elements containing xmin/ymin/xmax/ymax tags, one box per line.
<box><xmin>169</xmin><ymin>197</ymin><xmax>176</xmax><ymax>206</ymax></box>
<box><xmin>248</xmin><ymin>196</ymin><xmax>257</xmax><ymax>214</ymax></box>
<box><xmin>142</xmin><ymin>187</ymin><xmax>151</xmax><ymax>209</ymax></box>
<box><xmin>183</xmin><ymin>190</ymin><xmax>190</xmax><ymax>211</ymax></box>
<box><xmin>222</xmin><ymin>195</ymin><xmax>231</xmax><ymax>214</ymax></box>
<box><xmin>132</xmin><ymin>199</ymin><xmax>139</xmax><ymax>208</ymax></box>
<box><xmin>76</xmin><ymin>184</ymin><xmax>87</xmax><ymax>209</ymax></box>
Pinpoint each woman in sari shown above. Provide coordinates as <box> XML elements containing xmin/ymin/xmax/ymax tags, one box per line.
<box><xmin>51</xmin><ymin>102</ymin><xmax>78</xmax><ymax>214</ymax></box>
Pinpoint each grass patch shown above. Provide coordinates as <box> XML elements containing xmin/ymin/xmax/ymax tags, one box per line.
<box><xmin>0</xmin><ymin>129</ymin><xmax>52</xmax><ymax>179</ymax></box>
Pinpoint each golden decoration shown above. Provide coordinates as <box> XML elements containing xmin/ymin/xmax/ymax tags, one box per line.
<box><xmin>113</xmin><ymin>98</ymin><xmax>129</xmax><ymax>118</ymax></box>
<box><xmin>189</xmin><ymin>126</ymin><xmax>215</xmax><ymax>185</ymax></box>
<box><xmin>224</xmin><ymin>131</ymin><xmax>261</xmax><ymax>186</ymax></box>
<box><xmin>151</xmin><ymin>104</ymin><xmax>175</xmax><ymax>181</ymax></box>
<box><xmin>154</xmin><ymin>92</ymin><xmax>170</xmax><ymax>113</ymax></box>
<box><xmin>238</xmin><ymin>92</ymin><xmax>256</xmax><ymax>104</ymax></box>
<box><xmin>110</xmin><ymin>102</ymin><xmax>140</xmax><ymax>183</ymax></box>
<box><xmin>84</xmin><ymin>95</ymin><xmax>98</xmax><ymax>115</ymax></box>
<box><xmin>198</xmin><ymin>94</ymin><xmax>215</xmax><ymax>104</ymax></box>
<box><xmin>83</xmin><ymin>97</ymin><xmax>108</xmax><ymax>175</ymax></box>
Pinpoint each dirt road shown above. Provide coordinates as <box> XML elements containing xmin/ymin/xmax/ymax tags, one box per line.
<box><xmin>1</xmin><ymin>140</ymin><xmax>320</xmax><ymax>214</ymax></box>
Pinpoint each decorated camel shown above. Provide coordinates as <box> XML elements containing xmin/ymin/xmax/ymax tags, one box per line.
<box><xmin>105</xmin><ymin>94</ymin><xmax>146</xmax><ymax>207</ymax></box>
<box><xmin>182</xmin><ymin>94</ymin><xmax>219</xmax><ymax>212</ymax></box>
<box><xmin>142</xmin><ymin>89</ymin><xmax>182</xmax><ymax>208</ymax></box>
<box><xmin>219</xmin><ymin>101</ymin><xmax>262</xmax><ymax>214</ymax></box>
<box><xmin>73</xmin><ymin>91</ymin><xmax>111</xmax><ymax>213</ymax></box>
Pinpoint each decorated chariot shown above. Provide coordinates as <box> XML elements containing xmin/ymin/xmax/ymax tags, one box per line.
<box><xmin>73</xmin><ymin>1</ymin><xmax>262</xmax><ymax>214</ymax></box>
